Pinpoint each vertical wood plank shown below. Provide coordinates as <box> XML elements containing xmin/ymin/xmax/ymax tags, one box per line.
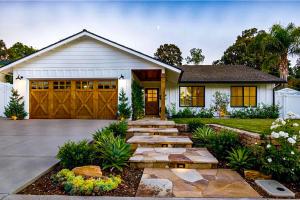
<box><xmin>93</xmin><ymin>80</ymin><xmax>98</xmax><ymax>118</ymax></box>
<box><xmin>160</xmin><ymin>73</ymin><xmax>166</xmax><ymax>120</ymax></box>
<box><xmin>71</xmin><ymin>80</ymin><xmax>76</xmax><ymax>118</ymax></box>
<box><xmin>48</xmin><ymin>81</ymin><xmax>54</xmax><ymax>119</ymax></box>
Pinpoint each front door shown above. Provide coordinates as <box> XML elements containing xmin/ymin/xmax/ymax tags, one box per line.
<box><xmin>145</xmin><ymin>88</ymin><xmax>159</xmax><ymax>116</ymax></box>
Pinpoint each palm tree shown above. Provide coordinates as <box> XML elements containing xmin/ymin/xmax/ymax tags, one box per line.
<box><xmin>265</xmin><ymin>23</ymin><xmax>300</xmax><ymax>82</ymax></box>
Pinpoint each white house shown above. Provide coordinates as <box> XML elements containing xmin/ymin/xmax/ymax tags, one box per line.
<box><xmin>0</xmin><ymin>30</ymin><xmax>285</xmax><ymax>119</ymax></box>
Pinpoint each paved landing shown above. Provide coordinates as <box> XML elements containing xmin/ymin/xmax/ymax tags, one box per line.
<box><xmin>127</xmin><ymin>127</ymin><xmax>179</xmax><ymax>135</ymax></box>
<box><xmin>0</xmin><ymin>119</ymin><xmax>113</xmax><ymax>194</ymax></box>
<box><xmin>128</xmin><ymin>119</ymin><xmax>175</xmax><ymax>127</ymax></box>
<box><xmin>127</xmin><ymin>135</ymin><xmax>192</xmax><ymax>145</ymax></box>
<box><xmin>136</xmin><ymin>168</ymin><xmax>260</xmax><ymax>198</ymax></box>
<box><xmin>129</xmin><ymin>147</ymin><xmax>218</xmax><ymax>169</ymax></box>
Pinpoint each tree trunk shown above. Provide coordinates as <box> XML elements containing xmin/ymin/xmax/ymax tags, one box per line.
<box><xmin>279</xmin><ymin>54</ymin><xmax>289</xmax><ymax>86</ymax></box>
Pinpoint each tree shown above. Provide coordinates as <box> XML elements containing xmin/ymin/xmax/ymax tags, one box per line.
<box><xmin>0</xmin><ymin>40</ymin><xmax>8</xmax><ymax>61</ymax></box>
<box><xmin>264</xmin><ymin>23</ymin><xmax>300</xmax><ymax>82</ymax></box>
<box><xmin>8</xmin><ymin>42</ymin><xmax>36</xmax><ymax>61</ymax></box>
<box><xmin>118</xmin><ymin>88</ymin><xmax>131</xmax><ymax>119</ymax></box>
<box><xmin>4</xmin><ymin>89</ymin><xmax>28</xmax><ymax>120</ymax></box>
<box><xmin>185</xmin><ymin>48</ymin><xmax>205</xmax><ymax>64</ymax></box>
<box><xmin>154</xmin><ymin>44</ymin><xmax>183</xmax><ymax>66</ymax></box>
<box><xmin>131</xmin><ymin>80</ymin><xmax>144</xmax><ymax>120</ymax></box>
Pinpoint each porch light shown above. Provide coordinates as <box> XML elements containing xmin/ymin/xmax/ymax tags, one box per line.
<box><xmin>16</xmin><ymin>75</ymin><xmax>23</xmax><ymax>80</ymax></box>
<box><xmin>119</xmin><ymin>74</ymin><xmax>124</xmax><ymax>80</ymax></box>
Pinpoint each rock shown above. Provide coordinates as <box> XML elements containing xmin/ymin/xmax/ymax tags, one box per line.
<box><xmin>255</xmin><ymin>180</ymin><xmax>295</xmax><ymax>198</ymax></box>
<box><xmin>72</xmin><ymin>165</ymin><xmax>102</xmax><ymax>178</ymax></box>
<box><xmin>244</xmin><ymin>170</ymin><xmax>271</xmax><ymax>180</ymax></box>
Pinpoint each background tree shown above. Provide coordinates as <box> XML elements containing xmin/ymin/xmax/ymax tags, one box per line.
<box><xmin>8</xmin><ymin>42</ymin><xmax>36</xmax><ymax>61</ymax></box>
<box><xmin>288</xmin><ymin>58</ymin><xmax>300</xmax><ymax>90</ymax></box>
<box><xmin>118</xmin><ymin>88</ymin><xmax>131</xmax><ymax>119</ymax></box>
<box><xmin>154</xmin><ymin>44</ymin><xmax>183</xmax><ymax>66</ymax></box>
<box><xmin>185</xmin><ymin>48</ymin><xmax>205</xmax><ymax>64</ymax></box>
<box><xmin>0</xmin><ymin>40</ymin><xmax>8</xmax><ymax>61</ymax></box>
<box><xmin>4</xmin><ymin>89</ymin><xmax>28</xmax><ymax>120</ymax></box>
<box><xmin>264</xmin><ymin>23</ymin><xmax>300</xmax><ymax>81</ymax></box>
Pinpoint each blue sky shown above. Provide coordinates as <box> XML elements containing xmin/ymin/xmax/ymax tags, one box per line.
<box><xmin>0</xmin><ymin>1</ymin><xmax>300</xmax><ymax>65</ymax></box>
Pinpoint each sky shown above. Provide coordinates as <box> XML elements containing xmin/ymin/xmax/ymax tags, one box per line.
<box><xmin>0</xmin><ymin>1</ymin><xmax>300</xmax><ymax>65</ymax></box>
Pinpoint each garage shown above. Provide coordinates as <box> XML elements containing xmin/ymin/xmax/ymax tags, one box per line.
<box><xmin>29</xmin><ymin>80</ymin><xmax>118</xmax><ymax>119</ymax></box>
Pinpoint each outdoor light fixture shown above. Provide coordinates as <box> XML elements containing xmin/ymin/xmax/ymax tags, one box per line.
<box><xmin>16</xmin><ymin>75</ymin><xmax>23</xmax><ymax>80</ymax></box>
<box><xmin>119</xmin><ymin>74</ymin><xmax>124</xmax><ymax>80</ymax></box>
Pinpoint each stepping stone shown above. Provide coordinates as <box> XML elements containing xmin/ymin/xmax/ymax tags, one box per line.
<box><xmin>136</xmin><ymin>168</ymin><xmax>260</xmax><ymax>198</ymax></box>
<box><xmin>128</xmin><ymin>119</ymin><xmax>176</xmax><ymax>128</ymax></box>
<box><xmin>127</xmin><ymin>127</ymin><xmax>179</xmax><ymax>137</ymax></box>
<box><xmin>129</xmin><ymin>147</ymin><xmax>218</xmax><ymax>169</ymax></box>
<box><xmin>255</xmin><ymin>180</ymin><xmax>295</xmax><ymax>198</ymax></box>
<box><xmin>127</xmin><ymin>135</ymin><xmax>192</xmax><ymax>150</ymax></box>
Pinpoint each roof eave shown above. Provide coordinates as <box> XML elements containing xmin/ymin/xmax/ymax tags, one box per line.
<box><xmin>179</xmin><ymin>80</ymin><xmax>287</xmax><ymax>84</ymax></box>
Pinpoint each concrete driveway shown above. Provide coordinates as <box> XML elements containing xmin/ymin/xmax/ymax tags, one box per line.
<box><xmin>0</xmin><ymin>119</ymin><xmax>113</xmax><ymax>194</ymax></box>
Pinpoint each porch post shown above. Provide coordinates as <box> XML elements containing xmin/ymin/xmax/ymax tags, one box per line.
<box><xmin>160</xmin><ymin>72</ymin><xmax>166</xmax><ymax>120</ymax></box>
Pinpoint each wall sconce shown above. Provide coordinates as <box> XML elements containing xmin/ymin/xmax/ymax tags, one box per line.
<box><xmin>119</xmin><ymin>74</ymin><xmax>124</xmax><ymax>80</ymax></box>
<box><xmin>16</xmin><ymin>75</ymin><xmax>23</xmax><ymax>80</ymax></box>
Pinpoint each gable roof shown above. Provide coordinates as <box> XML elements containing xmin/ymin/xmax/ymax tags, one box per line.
<box><xmin>0</xmin><ymin>29</ymin><xmax>182</xmax><ymax>73</ymax></box>
<box><xmin>180</xmin><ymin>65</ymin><xmax>285</xmax><ymax>83</ymax></box>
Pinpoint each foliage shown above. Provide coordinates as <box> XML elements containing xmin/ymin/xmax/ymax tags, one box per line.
<box><xmin>154</xmin><ymin>43</ymin><xmax>183</xmax><ymax>66</ymax></box>
<box><xmin>4</xmin><ymin>89</ymin><xmax>27</xmax><ymax>119</ymax></box>
<box><xmin>93</xmin><ymin>128</ymin><xmax>114</xmax><ymax>142</ymax></box>
<box><xmin>265</xmin><ymin>23</ymin><xmax>300</xmax><ymax>81</ymax></box>
<box><xmin>185</xmin><ymin>48</ymin><xmax>205</xmax><ymax>64</ymax></box>
<box><xmin>212</xmin><ymin>91</ymin><xmax>229</xmax><ymax>115</ymax></box>
<box><xmin>230</xmin><ymin>104</ymin><xmax>280</xmax><ymax>119</ymax></box>
<box><xmin>188</xmin><ymin>119</ymin><xmax>205</xmax><ymax>132</ymax></box>
<box><xmin>226</xmin><ymin>147</ymin><xmax>255</xmax><ymax>173</ymax></box>
<box><xmin>107</xmin><ymin>121</ymin><xmax>128</xmax><ymax>138</ymax></box>
<box><xmin>4</xmin><ymin>73</ymin><xmax>13</xmax><ymax>84</ymax></box>
<box><xmin>7</xmin><ymin>42</ymin><xmax>36</xmax><ymax>61</ymax></box>
<box><xmin>118</xmin><ymin>88</ymin><xmax>131</xmax><ymax>120</ymax></box>
<box><xmin>131</xmin><ymin>80</ymin><xmax>144</xmax><ymax>120</ymax></box>
<box><xmin>213</xmin><ymin>28</ymin><xmax>280</xmax><ymax>76</ymax></box>
<box><xmin>207</xmin><ymin>129</ymin><xmax>241</xmax><ymax>160</ymax></box>
<box><xmin>94</xmin><ymin>131</ymin><xmax>131</xmax><ymax>171</ymax></box>
<box><xmin>192</xmin><ymin>126</ymin><xmax>216</xmax><ymax>147</ymax></box>
<box><xmin>0</xmin><ymin>40</ymin><xmax>8</xmax><ymax>60</ymax></box>
<box><xmin>51</xmin><ymin>169</ymin><xmax>122</xmax><ymax>195</ymax></box>
<box><xmin>171</xmin><ymin>107</ymin><xmax>214</xmax><ymax>118</ymax></box>
<box><xmin>57</xmin><ymin>140</ymin><xmax>95</xmax><ymax>169</ymax></box>
<box><xmin>196</xmin><ymin>108</ymin><xmax>214</xmax><ymax>118</ymax></box>
<box><xmin>260</xmin><ymin>113</ymin><xmax>300</xmax><ymax>182</ymax></box>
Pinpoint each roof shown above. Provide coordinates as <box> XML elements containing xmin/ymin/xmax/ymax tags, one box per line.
<box><xmin>0</xmin><ymin>29</ymin><xmax>181</xmax><ymax>73</ymax></box>
<box><xmin>179</xmin><ymin>65</ymin><xmax>286</xmax><ymax>83</ymax></box>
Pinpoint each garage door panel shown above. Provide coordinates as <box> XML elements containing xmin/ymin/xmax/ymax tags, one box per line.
<box><xmin>30</xmin><ymin>81</ymin><xmax>50</xmax><ymax>119</ymax></box>
<box><xmin>98</xmin><ymin>90</ymin><xmax>117</xmax><ymax>119</ymax></box>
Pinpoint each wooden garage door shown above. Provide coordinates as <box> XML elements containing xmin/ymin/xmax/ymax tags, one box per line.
<box><xmin>30</xmin><ymin>80</ymin><xmax>118</xmax><ymax>119</ymax></box>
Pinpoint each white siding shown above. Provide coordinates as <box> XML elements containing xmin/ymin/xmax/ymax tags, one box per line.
<box><xmin>0</xmin><ymin>82</ymin><xmax>13</xmax><ymax>117</ymax></box>
<box><xmin>166</xmin><ymin>83</ymin><xmax>275</xmax><ymax>113</ymax></box>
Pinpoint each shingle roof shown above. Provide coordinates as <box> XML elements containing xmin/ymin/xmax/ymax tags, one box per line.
<box><xmin>179</xmin><ymin>65</ymin><xmax>285</xmax><ymax>83</ymax></box>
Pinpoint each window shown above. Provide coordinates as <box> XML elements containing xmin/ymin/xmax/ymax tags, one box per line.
<box><xmin>231</xmin><ymin>86</ymin><xmax>257</xmax><ymax>107</ymax></box>
<box><xmin>98</xmin><ymin>80</ymin><xmax>117</xmax><ymax>90</ymax></box>
<box><xmin>31</xmin><ymin>81</ymin><xmax>49</xmax><ymax>90</ymax></box>
<box><xmin>147</xmin><ymin>89</ymin><xmax>158</xmax><ymax>102</ymax></box>
<box><xmin>180</xmin><ymin>86</ymin><xmax>205</xmax><ymax>107</ymax></box>
<box><xmin>53</xmin><ymin>81</ymin><xmax>71</xmax><ymax>90</ymax></box>
<box><xmin>76</xmin><ymin>81</ymin><xmax>93</xmax><ymax>89</ymax></box>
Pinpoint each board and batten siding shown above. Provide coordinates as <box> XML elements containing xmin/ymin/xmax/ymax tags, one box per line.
<box><xmin>166</xmin><ymin>83</ymin><xmax>274</xmax><ymax>113</ymax></box>
<box><xmin>12</xmin><ymin>36</ymin><xmax>165</xmax><ymax>118</ymax></box>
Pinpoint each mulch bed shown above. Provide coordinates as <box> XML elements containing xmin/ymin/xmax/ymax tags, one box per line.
<box><xmin>18</xmin><ymin>165</ymin><xmax>143</xmax><ymax>196</ymax></box>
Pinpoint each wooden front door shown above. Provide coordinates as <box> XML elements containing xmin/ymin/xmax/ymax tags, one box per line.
<box><xmin>145</xmin><ymin>88</ymin><xmax>159</xmax><ymax>116</ymax></box>
<box><xmin>30</xmin><ymin>80</ymin><xmax>118</xmax><ymax>119</ymax></box>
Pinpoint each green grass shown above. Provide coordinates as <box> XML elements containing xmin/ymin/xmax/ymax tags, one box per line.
<box><xmin>172</xmin><ymin>118</ymin><xmax>300</xmax><ymax>134</ymax></box>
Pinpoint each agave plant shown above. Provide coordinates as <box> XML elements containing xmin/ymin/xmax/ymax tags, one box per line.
<box><xmin>227</xmin><ymin>147</ymin><xmax>255</xmax><ymax>173</ymax></box>
<box><xmin>192</xmin><ymin>126</ymin><xmax>215</xmax><ymax>147</ymax></box>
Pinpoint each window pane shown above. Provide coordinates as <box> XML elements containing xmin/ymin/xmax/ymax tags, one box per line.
<box><xmin>180</xmin><ymin>87</ymin><xmax>204</xmax><ymax>107</ymax></box>
<box><xmin>231</xmin><ymin>97</ymin><xmax>243</xmax><ymax>106</ymax></box>
<box><xmin>250</xmin><ymin>87</ymin><xmax>256</xmax><ymax>96</ymax></box>
<box><xmin>244</xmin><ymin>97</ymin><xmax>250</xmax><ymax>107</ymax></box>
<box><xmin>244</xmin><ymin>87</ymin><xmax>250</xmax><ymax>96</ymax></box>
<box><xmin>250</xmin><ymin>97</ymin><xmax>256</xmax><ymax>106</ymax></box>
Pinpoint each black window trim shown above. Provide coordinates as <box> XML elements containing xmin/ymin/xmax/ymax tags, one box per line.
<box><xmin>230</xmin><ymin>86</ymin><xmax>257</xmax><ymax>108</ymax></box>
<box><xmin>179</xmin><ymin>86</ymin><xmax>205</xmax><ymax>108</ymax></box>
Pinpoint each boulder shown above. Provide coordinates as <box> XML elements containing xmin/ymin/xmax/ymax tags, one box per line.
<box><xmin>72</xmin><ymin>165</ymin><xmax>102</xmax><ymax>178</ymax></box>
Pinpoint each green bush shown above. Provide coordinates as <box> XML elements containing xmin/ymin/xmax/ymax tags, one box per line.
<box><xmin>171</xmin><ymin>107</ymin><xmax>214</xmax><ymax>118</ymax></box>
<box><xmin>57</xmin><ymin>140</ymin><xmax>95</xmax><ymax>169</ymax></box>
<box><xmin>192</xmin><ymin>126</ymin><xmax>216</xmax><ymax>147</ymax></box>
<box><xmin>118</xmin><ymin>88</ymin><xmax>131</xmax><ymax>119</ymax></box>
<box><xmin>196</xmin><ymin>108</ymin><xmax>214</xmax><ymax>118</ymax></box>
<box><xmin>107</xmin><ymin>121</ymin><xmax>128</xmax><ymax>138</ymax></box>
<box><xmin>208</xmin><ymin>129</ymin><xmax>241</xmax><ymax>160</ymax></box>
<box><xmin>51</xmin><ymin>169</ymin><xmax>122</xmax><ymax>195</ymax></box>
<box><xmin>188</xmin><ymin>119</ymin><xmax>205</xmax><ymax>132</ymax></box>
<box><xmin>92</xmin><ymin>128</ymin><xmax>114</xmax><ymax>142</ymax></box>
<box><xmin>131</xmin><ymin>80</ymin><xmax>144</xmax><ymax>120</ymax></box>
<box><xmin>227</xmin><ymin>147</ymin><xmax>255</xmax><ymax>173</ymax></box>
<box><xmin>94</xmin><ymin>133</ymin><xmax>131</xmax><ymax>171</ymax></box>
<box><xmin>4</xmin><ymin>89</ymin><xmax>27</xmax><ymax>119</ymax></box>
<box><xmin>230</xmin><ymin>104</ymin><xmax>280</xmax><ymax>119</ymax></box>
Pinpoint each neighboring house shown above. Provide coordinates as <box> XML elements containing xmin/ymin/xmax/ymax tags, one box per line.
<box><xmin>0</xmin><ymin>30</ymin><xmax>285</xmax><ymax>120</ymax></box>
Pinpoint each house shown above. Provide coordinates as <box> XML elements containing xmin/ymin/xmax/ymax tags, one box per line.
<box><xmin>0</xmin><ymin>30</ymin><xmax>285</xmax><ymax>120</ymax></box>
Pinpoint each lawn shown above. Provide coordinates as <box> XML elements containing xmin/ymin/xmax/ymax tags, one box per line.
<box><xmin>172</xmin><ymin>118</ymin><xmax>300</xmax><ymax>134</ymax></box>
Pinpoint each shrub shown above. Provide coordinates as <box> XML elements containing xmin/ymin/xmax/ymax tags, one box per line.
<box><xmin>57</xmin><ymin>140</ymin><xmax>95</xmax><ymax>169</ymax></box>
<box><xmin>118</xmin><ymin>88</ymin><xmax>131</xmax><ymax>119</ymax></box>
<box><xmin>94</xmin><ymin>133</ymin><xmax>131</xmax><ymax>171</ymax></box>
<box><xmin>131</xmin><ymin>80</ymin><xmax>144</xmax><ymax>120</ymax></box>
<box><xmin>212</xmin><ymin>91</ymin><xmax>229</xmax><ymax>116</ymax></box>
<box><xmin>51</xmin><ymin>169</ymin><xmax>122</xmax><ymax>195</ymax></box>
<box><xmin>174</xmin><ymin>107</ymin><xmax>196</xmax><ymax>118</ymax></box>
<box><xmin>4</xmin><ymin>88</ymin><xmax>27</xmax><ymax>119</ymax></box>
<box><xmin>92</xmin><ymin>128</ymin><xmax>114</xmax><ymax>142</ymax></box>
<box><xmin>227</xmin><ymin>147</ymin><xmax>255</xmax><ymax>173</ymax></box>
<box><xmin>107</xmin><ymin>121</ymin><xmax>128</xmax><ymax>138</ymax></box>
<box><xmin>188</xmin><ymin>119</ymin><xmax>205</xmax><ymax>132</ymax></box>
<box><xmin>260</xmin><ymin>114</ymin><xmax>300</xmax><ymax>182</ymax></box>
<box><xmin>230</xmin><ymin>104</ymin><xmax>280</xmax><ymax>119</ymax></box>
<box><xmin>192</xmin><ymin>126</ymin><xmax>216</xmax><ymax>147</ymax></box>
<box><xmin>208</xmin><ymin>129</ymin><xmax>241</xmax><ymax>160</ymax></box>
<box><xmin>196</xmin><ymin>108</ymin><xmax>214</xmax><ymax>118</ymax></box>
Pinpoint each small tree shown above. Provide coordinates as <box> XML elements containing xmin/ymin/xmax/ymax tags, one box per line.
<box><xmin>185</xmin><ymin>48</ymin><xmax>205</xmax><ymax>64</ymax></box>
<box><xmin>4</xmin><ymin>89</ymin><xmax>27</xmax><ymax>119</ymax></box>
<box><xmin>154</xmin><ymin>44</ymin><xmax>183</xmax><ymax>66</ymax></box>
<box><xmin>131</xmin><ymin>80</ymin><xmax>144</xmax><ymax>120</ymax></box>
<box><xmin>212</xmin><ymin>91</ymin><xmax>229</xmax><ymax>117</ymax></box>
<box><xmin>118</xmin><ymin>88</ymin><xmax>131</xmax><ymax>120</ymax></box>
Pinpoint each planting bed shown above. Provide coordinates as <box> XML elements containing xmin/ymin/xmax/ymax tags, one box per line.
<box><xmin>18</xmin><ymin>165</ymin><xmax>143</xmax><ymax>197</ymax></box>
